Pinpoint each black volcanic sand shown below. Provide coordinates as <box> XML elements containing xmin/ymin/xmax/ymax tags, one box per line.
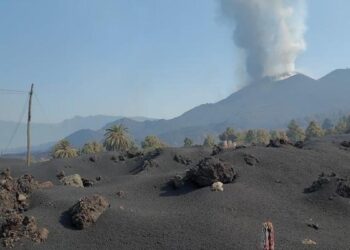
<box><xmin>1</xmin><ymin>135</ymin><xmax>350</xmax><ymax>249</ymax></box>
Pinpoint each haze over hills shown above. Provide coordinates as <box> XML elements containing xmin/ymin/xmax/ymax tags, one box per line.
<box><xmin>63</xmin><ymin>69</ymin><xmax>350</xmax><ymax>148</ymax></box>
<box><xmin>0</xmin><ymin>115</ymin><xmax>156</xmax><ymax>153</ymax></box>
<box><xmin>4</xmin><ymin>69</ymin><xmax>350</xmax><ymax>153</ymax></box>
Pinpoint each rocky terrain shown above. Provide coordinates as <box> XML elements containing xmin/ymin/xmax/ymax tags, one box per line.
<box><xmin>1</xmin><ymin>135</ymin><xmax>350</xmax><ymax>249</ymax></box>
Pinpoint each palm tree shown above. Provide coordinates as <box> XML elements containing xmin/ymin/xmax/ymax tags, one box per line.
<box><xmin>286</xmin><ymin>120</ymin><xmax>305</xmax><ymax>142</ymax></box>
<box><xmin>52</xmin><ymin>139</ymin><xmax>78</xmax><ymax>159</ymax></box>
<box><xmin>183</xmin><ymin>137</ymin><xmax>193</xmax><ymax>147</ymax></box>
<box><xmin>203</xmin><ymin>135</ymin><xmax>216</xmax><ymax>147</ymax></box>
<box><xmin>219</xmin><ymin>127</ymin><xmax>237</xmax><ymax>143</ymax></box>
<box><xmin>103</xmin><ymin>125</ymin><xmax>131</xmax><ymax>152</ymax></box>
<box><xmin>81</xmin><ymin>141</ymin><xmax>103</xmax><ymax>154</ymax></box>
<box><xmin>305</xmin><ymin>121</ymin><xmax>324</xmax><ymax>139</ymax></box>
<box><xmin>141</xmin><ymin>135</ymin><xmax>166</xmax><ymax>150</ymax></box>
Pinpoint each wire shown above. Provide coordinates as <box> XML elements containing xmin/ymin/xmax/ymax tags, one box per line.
<box><xmin>0</xmin><ymin>92</ymin><xmax>26</xmax><ymax>95</ymax></box>
<box><xmin>33</xmin><ymin>93</ymin><xmax>57</xmax><ymax>143</ymax></box>
<box><xmin>3</xmin><ymin>95</ymin><xmax>29</xmax><ymax>154</ymax></box>
<box><xmin>0</xmin><ymin>88</ymin><xmax>27</xmax><ymax>94</ymax></box>
<box><xmin>34</xmin><ymin>93</ymin><xmax>53</xmax><ymax>124</ymax></box>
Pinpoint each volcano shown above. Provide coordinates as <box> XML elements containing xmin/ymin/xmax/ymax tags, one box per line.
<box><xmin>65</xmin><ymin>69</ymin><xmax>350</xmax><ymax>147</ymax></box>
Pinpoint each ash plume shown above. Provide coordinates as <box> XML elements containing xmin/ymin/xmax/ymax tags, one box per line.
<box><xmin>219</xmin><ymin>0</ymin><xmax>307</xmax><ymax>82</ymax></box>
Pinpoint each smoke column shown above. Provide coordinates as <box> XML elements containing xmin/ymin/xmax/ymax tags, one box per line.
<box><xmin>219</xmin><ymin>0</ymin><xmax>307</xmax><ymax>82</ymax></box>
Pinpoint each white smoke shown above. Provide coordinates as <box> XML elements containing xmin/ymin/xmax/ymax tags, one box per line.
<box><xmin>219</xmin><ymin>0</ymin><xmax>307</xmax><ymax>82</ymax></box>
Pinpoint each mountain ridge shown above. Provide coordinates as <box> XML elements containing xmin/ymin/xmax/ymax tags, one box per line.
<box><xmin>0</xmin><ymin>115</ymin><xmax>157</xmax><ymax>153</ymax></box>
<box><xmin>61</xmin><ymin>69</ymin><xmax>350</xmax><ymax>148</ymax></box>
<box><xmin>5</xmin><ymin>68</ymin><xmax>350</xmax><ymax>152</ymax></box>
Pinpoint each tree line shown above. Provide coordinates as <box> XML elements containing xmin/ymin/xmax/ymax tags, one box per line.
<box><xmin>200</xmin><ymin>115</ymin><xmax>350</xmax><ymax>148</ymax></box>
<box><xmin>52</xmin><ymin>115</ymin><xmax>350</xmax><ymax>158</ymax></box>
<box><xmin>52</xmin><ymin>125</ymin><xmax>166</xmax><ymax>159</ymax></box>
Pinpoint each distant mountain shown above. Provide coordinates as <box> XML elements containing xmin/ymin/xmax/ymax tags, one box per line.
<box><xmin>0</xmin><ymin>115</ymin><xmax>156</xmax><ymax>153</ymax></box>
<box><xmin>66</xmin><ymin>69</ymin><xmax>350</xmax><ymax>147</ymax></box>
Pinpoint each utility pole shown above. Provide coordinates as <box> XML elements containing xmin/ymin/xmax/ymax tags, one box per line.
<box><xmin>26</xmin><ymin>84</ymin><xmax>34</xmax><ymax>167</ymax></box>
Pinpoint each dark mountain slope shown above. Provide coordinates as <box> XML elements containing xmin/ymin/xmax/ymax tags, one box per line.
<box><xmin>65</xmin><ymin>129</ymin><xmax>103</xmax><ymax>148</ymax></box>
<box><xmin>55</xmin><ymin>69</ymin><xmax>350</xmax><ymax>147</ymax></box>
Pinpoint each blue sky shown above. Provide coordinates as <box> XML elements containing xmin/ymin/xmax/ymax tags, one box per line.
<box><xmin>0</xmin><ymin>0</ymin><xmax>349</xmax><ymax>123</ymax></box>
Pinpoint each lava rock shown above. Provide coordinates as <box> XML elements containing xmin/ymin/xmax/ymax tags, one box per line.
<box><xmin>267</xmin><ymin>139</ymin><xmax>280</xmax><ymax>148</ymax></box>
<box><xmin>302</xmin><ymin>239</ymin><xmax>316</xmax><ymax>245</ymax></box>
<box><xmin>211</xmin><ymin>145</ymin><xmax>224</xmax><ymax>156</ymax></box>
<box><xmin>329</xmin><ymin>172</ymin><xmax>336</xmax><ymax>177</ymax></box>
<box><xmin>61</xmin><ymin>174</ymin><xmax>84</xmax><ymax>188</ymax></box>
<box><xmin>340</xmin><ymin>141</ymin><xmax>350</xmax><ymax>148</ymax></box>
<box><xmin>89</xmin><ymin>156</ymin><xmax>96</xmax><ymax>162</ymax></box>
<box><xmin>56</xmin><ymin>171</ymin><xmax>65</xmax><ymax>180</ymax></box>
<box><xmin>16</xmin><ymin>193</ymin><xmax>27</xmax><ymax>202</ymax></box>
<box><xmin>187</xmin><ymin>157</ymin><xmax>237</xmax><ymax>187</ymax></box>
<box><xmin>307</xmin><ymin>222</ymin><xmax>319</xmax><ymax>230</ymax></box>
<box><xmin>142</xmin><ymin>159</ymin><xmax>159</xmax><ymax>170</ymax></box>
<box><xmin>116</xmin><ymin>191</ymin><xmax>127</xmax><ymax>198</ymax></box>
<box><xmin>336</xmin><ymin>178</ymin><xmax>350</xmax><ymax>198</ymax></box>
<box><xmin>267</xmin><ymin>139</ymin><xmax>293</xmax><ymax>148</ymax></box>
<box><xmin>126</xmin><ymin>150</ymin><xmax>143</xmax><ymax>159</ymax></box>
<box><xmin>1</xmin><ymin>213</ymin><xmax>49</xmax><ymax>247</ymax></box>
<box><xmin>173</xmin><ymin>154</ymin><xmax>192</xmax><ymax>165</ymax></box>
<box><xmin>69</xmin><ymin>195</ymin><xmax>109</xmax><ymax>230</ymax></box>
<box><xmin>211</xmin><ymin>181</ymin><xmax>224</xmax><ymax>192</ymax></box>
<box><xmin>294</xmin><ymin>141</ymin><xmax>305</xmax><ymax>149</ymax></box>
<box><xmin>304</xmin><ymin>174</ymin><xmax>330</xmax><ymax>193</ymax></box>
<box><xmin>82</xmin><ymin>178</ymin><xmax>94</xmax><ymax>187</ymax></box>
<box><xmin>39</xmin><ymin>181</ymin><xmax>54</xmax><ymax>189</ymax></box>
<box><xmin>244</xmin><ymin>154</ymin><xmax>260</xmax><ymax>166</ymax></box>
<box><xmin>0</xmin><ymin>168</ymin><xmax>11</xmax><ymax>179</ymax></box>
<box><xmin>169</xmin><ymin>174</ymin><xmax>188</xmax><ymax>189</ymax></box>
<box><xmin>0</xmin><ymin>171</ymin><xmax>38</xmax><ymax>214</ymax></box>
<box><xmin>16</xmin><ymin>174</ymin><xmax>38</xmax><ymax>194</ymax></box>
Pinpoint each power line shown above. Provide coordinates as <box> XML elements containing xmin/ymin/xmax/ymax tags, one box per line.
<box><xmin>0</xmin><ymin>92</ymin><xmax>26</xmax><ymax>95</ymax></box>
<box><xmin>0</xmin><ymin>88</ymin><xmax>27</xmax><ymax>94</ymax></box>
<box><xmin>34</xmin><ymin>93</ymin><xmax>52</xmax><ymax>124</ymax></box>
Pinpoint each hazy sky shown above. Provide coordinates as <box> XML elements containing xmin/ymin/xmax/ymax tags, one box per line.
<box><xmin>1</xmin><ymin>0</ymin><xmax>349</xmax><ymax>123</ymax></box>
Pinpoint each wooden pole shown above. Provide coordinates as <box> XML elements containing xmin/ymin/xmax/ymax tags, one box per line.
<box><xmin>262</xmin><ymin>221</ymin><xmax>275</xmax><ymax>250</ymax></box>
<box><xmin>26</xmin><ymin>84</ymin><xmax>34</xmax><ymax>167</ymax></box>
